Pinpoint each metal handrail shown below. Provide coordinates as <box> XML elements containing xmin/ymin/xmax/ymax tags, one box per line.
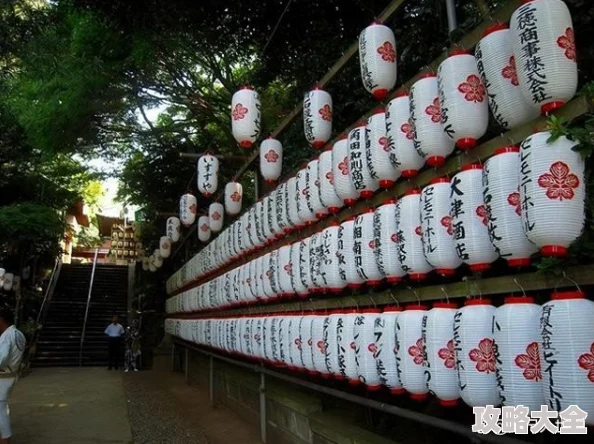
<box><xmin>79</xmin><ymin>249</ymin><xmax>99</xmax><ymax>366</ymax></box>
<box><xmin>36</xmin><ymin>259</ymin><xmax>62</xmax><ymax>326</ymax></box>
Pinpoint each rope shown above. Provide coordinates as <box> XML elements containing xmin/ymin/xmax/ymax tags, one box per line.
<box><xmin>261</xmin><ymin>0</ymin><xmax>294</xmax><ymax>56</ymax></box>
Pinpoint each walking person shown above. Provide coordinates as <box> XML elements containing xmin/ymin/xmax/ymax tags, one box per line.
<box><xmin>0</xmin><ymin>308</ymin><xmax>26</xmax><ymax>444</ymax></box>
<box><xmin>104</xmin><ymin>315</ymin><xmax>125</xmax><ymax>370</ymax></box>
<box><xmin>124</xmin><ymin>319</ymin><xmax>141</xmax><ymax>372</ymax></box>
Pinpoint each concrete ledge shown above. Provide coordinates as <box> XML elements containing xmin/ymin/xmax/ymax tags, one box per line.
<box><xmin>310</xmin><ymin>411</ymin><xmax>397</xmax><ymax>444</ymax></box>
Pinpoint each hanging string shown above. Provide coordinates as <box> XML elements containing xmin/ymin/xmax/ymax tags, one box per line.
<box><xmin>261</xmin><ymin>0</ymin><xmax>294</xmax><ymax>57</ymax></box>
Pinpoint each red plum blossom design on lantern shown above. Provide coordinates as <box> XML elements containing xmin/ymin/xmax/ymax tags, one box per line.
<box><xmin>338</xmin><ymin>156</ymin><xmax>349</xmax><ymax>175</ymax></box>
<box><xmin>557</xmin><ymin>27</ymin><xmax>576</xmax><ymax>62</ymax></box>
<box><xmin>507</xmin><ymin>191</ymin><xmax>521</xmax><ymax>216</ymax></box>
<box><xmin>377</xmin><ymin>41</ymin><xmax>396</xmax><ymax>63</ymax></box>
<box><xmin>408</xmin><ymin>338</ymin><xmax>425</xmax><ymax>365</ymax></box>
<box><xmin>438</xmin><ymin>340</ymin><xmax>456</xmax><ymax>369</ymax></box>
<box><xmin>317</xmin><ymin>341</ymin><xmax>327</xmax><ymax>354</ymax></box>
<box><xmin>391</xmin><ymin>233</ymin><xmax>399</xmax><ymax>243</ymax></box>
<box><xmin>200</xmin><ymin>223</ymin><xmax>209</xmax><ymax>232</ymax></box>
<box><xmin>379</xmin><ymin>136</ymin><xmax>390</xmax><ymax>152</ymax></box>
<box><xmin>189</xmin><ymin>203</ymin><xmax>197</xmax><ymax>214</ymax></box>
<box><xmin>294</xmin><ymin>338</ymin><xmax>302</xmax><ymax>351</ymax></box>
<box><xmin>577</xmin><ymin>342</ymin><xmax>594</xmax><ymax>383</ymax></box>
<box><xmin>469</xmin><ymin>338</ymin><xmax>496</xmax><ymax>373</ymax></box>
<box><xmin>231</xmin><ymin>191</ymin><xmax>241</xmax><ymax>202</ymax></box>
<box><xmin>368</xmin><ymin>343</ymin><xmax>379</xmax><ymax>358</ymax></box>
<box><xmin>441</xmin><ymin>216</ymin><xmax>454</xmax><ymax>235</ymax></box>
<box><xmin>284</xmin><ymin>263</ymin><xmax>292</xmax><ymax>276</ymax></box>
<box><xmin>476</xmin><ymin>205</ymin><xmax>489</xmax><ymax>226</ymax></box>
<box><xmin>265</xmin><ymin>149</ymin><xmax>279</xmax><ymax>163</ymax></box>
<box><xmin>400</xmin><ymin>122</ymin><xmax>414</xmax><ymax>140</ymax></box>
<box><xmin>319</xmin><ymin>104</ymin><xmax>332</xmax><ymax>122</ymax></box>
<box><xmin>326</xmin><ymin>171</ymin><xmax>334</xmax><ymax>185</ymax></box>
<box><xmin>368</xmin><ymin>240</ymin><xmax>376</xmax><ymax>250</ymax></box>
<box><xmin>211</xmin><ymin>211</ymin><xmax>221</xmax><ymax>221</ymax></box>
<box><xmin>515</xmin><ymin>342</ymin><xmax>542</xmax><ymax>381</ymax></box>
<box><xmin>458</xmin><ymin>74</ymin><xmax>486</xmax><ymax>103</ymax></box>
<box><xmin>501</xmin><ymin>56</ymin><xmax>519</xmax><ymax>86</ymax></box>
<box><xmin>232</xmin><ymin>103</ymin><xmax>248</xmax><ymax>120</ymax></box>
<box><xmin>538</xmin><ymin>161</ymin><xmax>580</xmax><ymax>201</ymax></box>
<box><xmin>425</xmin><ymin>98</ymin><xmax>442</xmax><ymax>123</ymax></box>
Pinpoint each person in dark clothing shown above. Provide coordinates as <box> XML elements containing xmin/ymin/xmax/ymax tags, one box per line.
<box><xmin>104</xmin><ymin>315</ymin><xmax>124</xmax><ymax>370</ymax></box>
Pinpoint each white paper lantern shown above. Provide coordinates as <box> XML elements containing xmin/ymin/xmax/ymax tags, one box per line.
<box><xmin>290</xmin><ymin>242</ymin><xmax>308</xmax><ymax>297</ymax></box>
<box><xmin>159</xmin><ymin>236</ymin><xmax>172</xmax><ymax>259</ymax></box>
<box><xmin>437</xmin><ymin>50</ymin><xmax>489</xmax><ymax>151</ymax></box>
<box><xmin>299</xmin><ymin>315</ymin><xmax>316</xmax><ymax>375</ymax></box>
<box><xmin>359</xmin><ymin>22</ymin><xmax>397</xmax><ymax>100</ymax></box>
<box><xmin>385</xmin><ymin>93</ymin><xmax>425</xmax><ymax>177</ymax></box>
<box><xmin>451</xmin><ymin>164</ymin><xmax>499</xmax><ymax>271</ymax></box>
<box><xmin>231</xmin><ymin>86</ymin><xmax>261</xmax><ymax>148</ymax></box>
<box><xmin>321</xmin><ymin>223</ymin><xmax>347</xmax><ymax>293</ymax></box>
<box><xmin>225</xmin><ymin>182</ymin><xmax>243</xmax><ymax>216</ymax></box>
<box><xmin>367</xmin><ymin>109</ymin><xmax>399</xmax><ymax>189</ymax></box>
<box><xmin>373</xmin><ymin>200</ymin><xmax>406</xmax><ymax>283</ymax></box>
<box><xmin>475</xmin><ymin>24</ymin><xmax>539</xmax><ymax>129</ymax></box>
<box><xmin>520</xmin><ymin>132</ymin><xmax>585</xmax><ymax>257</ymax></box>
<box><xmin>349</xmin><ymin>123</ymin><xmax>378</xmax><ymax>199</ymax></box>
<box><xmin>337</xmin><ymin>218</ymin><xmax>363</xmax><ymax>289</ymax></box>
<box><xmin>337</xmin><ymin>311</ymin><xmax>361</xmax><ymax>385</ymax></box>
<box><xmin>277</xmin><ymin>244</ymin><xmax>294</xmax><ymax>299</ymax></box>
<box><xmin>354</xmin><ymin>309</ymin><xmax>382</xmax><ymax>390</ymax></box>
<box><xmin>142</xmin><ymin>257</ymin><xmax>150</xmax><ymax>271</ymax></box>
<box><xmin>324</xmin><ymin>311</ymin><xmax>345</xmax><ymax>379</ymax></box>
<box><xmin>304</xmin><ymin>88</ymin><xmax>332</xmax><ymax>148</ymax></box>
<box><xmin>484</xmin><ymin>147</ymin><xmax>538</xmax><ymax>266</ymax></box>
<box><xmin>153</xmin><ymin>250</ymin><xmax>163</xmax><ymax>268</ymax></box>
<box><xmin>2</xmin><ymin>273</ymin><xmax>13</xmax><ymax>291</ymax></box>
<box><xmin>309</xmin><ymin>231</ymin><xmax>325</xmax><ymax>292</ymax></box>
<box><xmin>332</xmin><ymin>136</ymin><xmax>358</xmax><ymax>206</ymax></box>
<box><xmin>540</xmin><ymin>291</ymin><xmax>594</xmax><ymax>424</ymax></box>
<box><xmin>396</xmin><ymin>189</ymin><xmax>433</xmax><ymax>281</ymax></box>
<box><xmin>454</xmin><ymin>299</ymin><xmax>501</xmax><ymax>407</ymax></box>
<box><xmin>353</xmin><ymin>210</ymin><xmax>384</xmax><ymax>286</ymax></box>
<box><xmin>179</xmin><ymin>193</ymin><xmax>197</xmax><ymax>227</ymax></box>
<box><xmin>198</xmin><ymin>215</ymin><xmax>211</xmax><ymax>243</ymax></box>
<box><xmin>311</xmin><ymin>313</ymin><xmax>330</xmax><ymax>376</ymax></box>
<box><xmin>424</xmin><ymin>302</ymin><xmax>460</xmax><ymax>406</ymax></box>
<box><xmin>260</xmin><ymin>137</ymin><xmax>283</xmax><ymax>183</ymax></box>
<box><xmin>409</xmin><ymin>74</ymin><xmax>455</xmax><ymax>167</ymax></box>
<box><xmin>298</xmin><ymin>238</ymin><xmax>314</xmax><ymax>295</ymax></box>
<box><xmin>307</xmin><ymin>159</ymin><xmax>327</xmax><ymax>219</ymax></box>
<box><xmin>494</xmin><ymin>296</ymin><xmax>544</xmax><ymax>411</ymax></box>
<box><xmin>510</xmin><ymin>0</ymin><xmax>578</xmax><ymax>115</ymax></box>
<box><xmin>288</xmin><ymin>315</ymin><xmax>304</xmax><ymax>370</ymax></box>
<box><xmin>396</xmin><ymin>304</ymin><xmax>429</xmax><ymax>400</ymax></box>
<box><xmin>318</xmin><ymin>149</ymin><xmax>343</xmax><ymax>214</ymax></box>
<box><xmin>420</xmin><ymin>178</ymin><xmax>462</xmax><ymax>276</ymax></box>
<box><xmin>149</xmin><ymin>256</ymin><xmax>157</xmax><ymax>272</ymax></box>
<box><xmin>297</xmin><ymin>168</ymin><xmax>317</xmax><ymax>225</ymax></box>
<box><xmin>166</xmin><ymin>217</ymin><xmax>181</xmax><ymax>243</ymax></box>
<box><xmin>197</xmin><ymin>154</ymin><xmax>219</xmax><ymax>197</ymax></box>
<box><xmin>208</xmin><ymin>203</ymin><xmax>224</xmax><ymax>233</ymax></box>
<box><xmin>375</xmin><ymin>307</ymin><xmax>405</xmax><ymax>394</ymax></box>
<box><xmin>286</xmin><ymin>177</ymin><xmax>303</xmax><ymax>230</ymax></box>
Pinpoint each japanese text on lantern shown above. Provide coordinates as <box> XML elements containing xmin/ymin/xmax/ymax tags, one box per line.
<box><xmin>520</xmin><ymin>139</ymin><xmax>535</xmax><ymax>232</ymax></box>
<box><xmin>541</xmin><ymin>304</ymin><xmax>563</xmax><ymax>411</ymax></box>
<box><xmin>422</xmin><ymin>186</ymin><xmax>437</xmax><ymax>255</ymax></box>
<box><xmin>450</xmin><ymin>176</ymin><xmax>469</xmax><ymax>261</ymax></box>
<box><xmin>350</xmin><ymin>128</ymin><xmax>365</xmax><ymax>191</ymax></box>
<box><xmin>303</xmin><ymin>93</ymin><xmax>315</xmax><ymax>142</ymax></box>
<box><xmin>483</xmin><ymin>163</ymin><xmax>504</xmax><ymax>253</ymax></box>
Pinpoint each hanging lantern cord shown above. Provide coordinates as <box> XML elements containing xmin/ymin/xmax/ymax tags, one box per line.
<box><xmin>388</xmin><ymin>289</ymin><xmax>400</xmax><ymax>307</ymax></box>
<box><xmin>368</xmin><ymin>294</ymin><xmax>377</xmax><ymax>309</ymax></box>
<box><xmin>350</xmin><ymin>295</ymin><xmax>359</xmax><ymax>311</ymax></box>
<box><xmin>513</xmin><ymin>278</ymin><xmax>527</xmax><ymax>298</ymax></box>
<box><xmin>555</xmin><ymin>270</ymin><xmax>582</xmax><ymax>293</ymax></box>
<box><xmin>407</xmin><ymin>286</ymin><xmax>421</xmax><ymax>306</ymax></box>
<box><xmin>440</xmin><ymin>286</ymin><xmax>450</xmax><ymax>304</ymax></box>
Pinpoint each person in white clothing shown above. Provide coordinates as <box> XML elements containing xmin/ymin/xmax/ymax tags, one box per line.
<box><xmin>104</xmin><ymin>315</ymin><xmax>125</xmax><ymax>370</ymax></box>
<box><xmin>0</xmin><ymin>308</ymin><xmax>26</xmax><ymax>444</ymax></box>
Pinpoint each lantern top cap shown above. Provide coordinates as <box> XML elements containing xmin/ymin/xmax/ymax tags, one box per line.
<box><xmin>418</xmin><ymin>72</ymin><xmax>436</xmax><ymax>79</ymax></box>
<box><xmin>461</xmin><ymin>163</ymin><xmax>482</xmax><ymax>171</ymax></box>
<box><xmin>551</xmin><ymin>291</ymin><xmax>586</xmax><ymax>300</ymax></box>
<box><xmin>383</xmin><ymin>306</ymin><xmax>403</xmax><ymax>312</ymax></box>
<box><xmin>494</xmin><ymin>146</ymin><xmax>519</xmax><ymax>155</ymax></box>
<box><xmin>370</xmin><ymin>20</ymin><xmax>384</xmax><ymax>25</ymax></box>
<box><xmin>433</xmin><ymin>302</ymin><xmax>457</xmax><ymax>309</ymax></box>
<box><xmin>372</xmin><ymin>107</ymin><xmax>384</xmax><ymax>116</ymax></box>
<box><xmin>362</xmin><ymin>208</ymin><xmax>375</xmax><ymax>214</ymax></box>
<box><xmin>334</xmin><ymin>308</ymin><xmax>358</xmax><ymax>314</ymax></box>
<box><xmin>395</xmin><ymin>91</ymin><xmax>409</xmax><ymax>98</ymax></box>
<box><xmin>429</xmin><ymin>177</ymin><xmax>450</xmax><ymax>185</ymax></box>
<box><xmin>328</xmin><ymin>220</ymin><xmax>340</xmax><ymax>227</ymax></box>
<box><xmin>240</xmin><ymin>85</ymin><xmax>254</xmax><ymax>90</ymax></box>
<box><xmin>406</xmin><ymin>303</ymin><xmax>429</xmax><ymax>310</ymax></box>
<box><xmin>483</xmin><ymin>23</ymin><xmax>509</xmax><ymax>37</ymax></box>
<box><xmin>505</xmin><ymin>296</ymin><xmax>535</xmax><ymax>304</ymax></box>
<box><xmin>337</xmin><ymin>134</ymin><xmax>348</xmax><ymax>141</ymax></box>
<box><xmin>383</xmin><ymin>197</ymin><xmax>397</xmax><ymax>204</ymax></box>
<box><xmin>449</xmin><ymin>49</ymin><xmax>471</xmax><ymax>56</ymax></box>
<box><xmin>344</xmin><ymin>216</ymin><xmax>356</xmax><ymax>222</ymax></box>
<box><xmin>465</xmin><ymin>298</ymin><xmax>492</xmax><ymax>306</ymax></box>
<box><xmin>403</xmin><ymin>188</ymin><xmax>421</xmax><ymax>196</ymax></box>
<box><xmin>354</xmin><ymin>120</ymin><xmax>367</xmax><ymax>127</ymax></box>
<box><xmin>360</xmin><ymin>308</ymin><xmax>382</xmax><ymax>313</ymax></box>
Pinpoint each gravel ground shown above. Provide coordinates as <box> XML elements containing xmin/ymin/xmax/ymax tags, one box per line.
<box><xmin>122</xmin><ymin>365</ymin><xmax>208</xmax><ymax>444</ymax></box>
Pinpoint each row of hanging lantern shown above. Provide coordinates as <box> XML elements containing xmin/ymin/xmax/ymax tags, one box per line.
<box><xmin>165</xmin><ymin>291</ymin><xmax>594</xmax><ymax>422</ymax></box>
<box><xmin>0</xmin><ymin>269</ymin><xmax>18</xmax><ymax>292</ymax></box>
<box><xmin>166</xmin><ymin>129</ymin><xmax>585</xmax><ymax>294</ymax></box>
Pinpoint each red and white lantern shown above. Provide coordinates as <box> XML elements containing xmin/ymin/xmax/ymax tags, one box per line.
<box><xmin>540</xmin><ymin>291</ymin><xmax>594</xmax><ymax>424</ymax></box>
<box><xmin>318</xmin><ymin>149</ymin><xmax>343</xmax><ymax>214</ymax></box>
<box><xmin>277</xmin><ymin>244</ymin><xmax>294</xmax><ymax>298</ymax></box>
<box><xmin>475</xmin><ymin>25</ymin><xmax>539</xmax><ymax>129</ymax></box>
<box><xmin>483</xmin><ymin>147</ymin><xmax>538</xmax><ymax>266</ymax></box>
<box><xmin>197</xmin><ymin>154</ymin><xmax>219</xmax><ymax>197</ymax></box>
<box><xmin>396</xmin><ymin>304</ymin><xmax>429</xmax><ymax>400</ymax></box>
<box><xmin>300</xmin><ymin>315</ymin><xmax>315</xmax><ymax>374</ymax></box>
<box><xmin>338</xmin><ymin>218</ymin><xmax>363</xmax><ymax>289</ymax></box>
<box><xmin>325</xmin><ymin>311</ymin><xmax>343</xmax><ymax>378</ymax></box>
<box><xmin>179</xmin><ymin>193</ymin><xmax>197</xmax><ymax>227</ymax></box>
<box><xmin>353</xmin><ymin>210</ymin><xmax>384</xmax><ymax>286</ymax></box>
<box><xmin>208</xmin><ymin>202</ymin><xmax>224</xmax><ymax>233</ymax></box>
<box><xmin>290</xmin><ymin>242</ymin><xmax>308</xmax><ymax>297</ymax></box>
<box><xmin>454</xmin><ymin>299</ymin><xmax>501</xmax><ymax>407</ymax></box>
<box><xmin>332</xmin><ymin>136</ymin><xmax>358</xmax><ymax>206</ymax></box>
<box><xmin>520</xmin><ymin>132</ymin><xmax>585</xmax><ymax>257</ymax></box>
<box><xmin>355</xmin><ymin>309</ymin><xmax>382</xmax><ymax>390</ymax></box>
<box><xmin>311</xmin><ymin>313</ymin><xmax>330</xmax><ymax>376</ymax></box>
<box><xmin>367</xmin><ymin>109</ymin><xmax>399</xmax><ymax>188</ymax></box>
<box><xmin>288</xmin><ymin>315</ymin><xmax>304</xmax><ymax>370</ymax></box>
<box><xmin>375</xmin><ymin>307</ymin><xmax>405</xmax><ymax>394</ymax></box>
<box><xmin>225</xmin><ymin>182</ymin><xmax>243</xmax><ymax>216</ymax></box>
<box><xmin>349</xmin><ymin>122</ymin><xmax>378</xmax><ymax>199</ymax></box>
<box><xmin>231</xmin><ymin>86</ymin><xmax>261</xmax><ymax>148</ymax></box>
<box><xmin>359</xmin><ymin>22</ymin><xmax>397</xmax><ymax>100</ymax></box>
<box><xmin>494</xmin><ymin>296</ymin><xmax>544</xmax><ymax>411</ymax></box>
<box><xmin>307</xmin><ymin>159</ymin><xmax>327</xmax><ymax>219</ymax></box>
<box><xmin>260</xmin><ymin>137</ymin><xmax>283</xmax><ymax>184</ymax></box>
<box><xmin>198</xmin><ymin>215</ymin><xmax>211</xmax><ymax>243</ymax></box>
<box><xmin>321</xmin><ymin>223</ymin><xmax>346</xmax><ymax>293</ymax></box>
<box><xmin>159</xmin><ymin>236</ymin><xmax>171</xmax><ymax>259</ymax></box>
<box><xmin>337</xmin><ymin>311</ymin><xmax>360</xmax><ymax>385</ymax></box>
<box><xmin>424</xmin><ymin>303</ymin><xmax>460</xmax><ymax>406</ymax></box>
<box><xmin>385</xmin><ymin>93</ymin><xmax>425</xmax><ymax>177</ymax></box>
<box><xmin>166</xmin><ymin>217</ymin><xmax>181</xmax><ymax>243</ymax></box>
<box><xmin>420</xmin><ymin>179</ymin><xmax>462</xmax><ymax>276</ymax></box>
<box><xmin>304</xmin><ymin>88</ymin><xmax>332</xmax><ymax>148</ymax></box>
<box><xmin>298</xmin><ymin>238</ymin><xmax>314</xmax><ymax>294</ymax></box>
<box><xmin>374</xmin><ymin>200</ymin><xmax>405</xmax><ymax>283</ymax></box>
<box><xmin>410</xmin><ymin>74</ymin><xmax>455</xmax><ymax>167</ymax></box>
<box><xmin>286</xmin><ymin>177</ymin><xmax>303</xmax><ymax>230</ymax></box>
<box><xmin>450</xmin><ymin>164</ymin><xmax>499</xmax><ymax>271</ymax></box>
<box><xmin>396</xmin><ymin>189</ymin><xmax>433</xmax><ymax>281</ymax></box>
<box><xmin>510</xmin><ymin>0</ymin><xmax>578</xmax><ymax>115</ymax></box>
<box><xmin>297</xmin><ymin>168</ymin><xmax>317</xmax><ymax>225</ymax></box>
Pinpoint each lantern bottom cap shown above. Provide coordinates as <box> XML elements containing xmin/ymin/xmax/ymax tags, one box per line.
<box><xmin>390</xmin><ymin>388</ymin><xmax>406</xmax><ymax>395</ymax></box>
<box><xmin>379</xmin><ymin>180</ymin><xmax>395</xmax><ymax>189</ymax></box>
<box><xmin>312</xmin><ymin>141</ymin><xmax>326</xmax><ymax>149</ymax></box>
<box><xmin>401</xmin><ymin>169</ymin><xmax>418</xmax><ymax>178</ymax></box>
<box><xmin>386</xmin><ymin>276</ymin><xmax>402</xmax><ymax>283</ymax></box>
<box><xmin>372</xmin><ymin>88</ymin><xmax>389</xmax><ymax>100</ymax></box>
<box><xmin>541</xmin><ymin>245</ymin><xmax>568</xmax><ymax>257</ymax></box>
<box><xmin>265</xmin><ymin>179</ymin><xmax>277</xmax><ymax>184</ymax></box>
<box><xmin>541</xmin><ymin>101</ymin><xmax>565</xmax><ymax>115</ymax></box>
<box><xmin>456</xmin><ymin>138</ymin><xmax>477</xmax><ymax>150</ymax></box>
<box><xmin>328</xmin><ymin>207</ymin><xmax>341</xmax><ymax>214</ymax></box>
<box><xmin>360</xmin><ymin>190</ymin><xmax>375</xmax><ymax>199</ymax></box>
<box><xmin>469</xmin><ymin>263</ymin><xmax>491</xmax><ymax>272</ymax></box>
<box><xmin>366</xmin><ymin>384</ymin><xmax>383</xmax><ymax>392</ymax></box>
<box><xmin>329</xmin><ymin>287</ymin><xmax>345</xmax><ymax>294</ymax></box>
<box><xmin>344</xmin><ymin>199</ymin><xmax>357</xmax><ymax>206</ymax></box>
<box><xmin>408</xmin><ymin>273</ymin><xmax>428</xmax><ymax>281</ymax></box>
<box><xmin>348</xmin><ymin>283</ymin><xmax>364</xmax><ymax>289</ymax></box>
<box><xmin>316</xmin><ymin>212</ymin><xmax>327</xmax><ymax>220</ymax></box>
<box><xmin>409</xmin><ymin>393</ymin><xmax>429</xmax><ymax>401</ymax></box>
<box><xmin>348</xmin><ymin>379</ymin><xmax>362</xmax><ymax>386</ymax></box>
<box><xmin>334</xmin><ymin>375</ymin><xmax>347</xmax><ymax>381</ymax></box>
<box><xmin>308</xmin><ymin>370</ymin><xmax>320</xmax><ymax>376</ymax></box>
<box><xmin>367</xmin><ymin>279</ymin><xmax>383</xmax><ymax>287</ymax></box>
<box><xmin>439</xmin><ymin>398</ymin><xmax>459</xmax><ymax>407</ymax></box>
<box><xmin>426</xmin><ymin>156</ymin><xmax>445</xmax><ymax>168</ymax></box>
<box><xmin>239</xmin><ymin>141</ymin><xmax>253</xmax><ymax>148</ymax></box>
<box><xmin>320</xmin><ymin>373</ymin><xmax>331</xmax><ymax>379</ymax></box>
<box><xmin>507</xmin><ymin>258</ymin><xmax>531</xmax><ymax>267</ymax></box>
<box><xmin>435</xmin><ymin>268</ymin><xmax>456</xmax><ymax>277</ymax></box>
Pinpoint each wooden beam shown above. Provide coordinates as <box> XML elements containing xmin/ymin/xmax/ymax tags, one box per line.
<box><xmin>179</xmin><ymin>152</ymin><xmax>249</xmax><ymax>161</ymax></box>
